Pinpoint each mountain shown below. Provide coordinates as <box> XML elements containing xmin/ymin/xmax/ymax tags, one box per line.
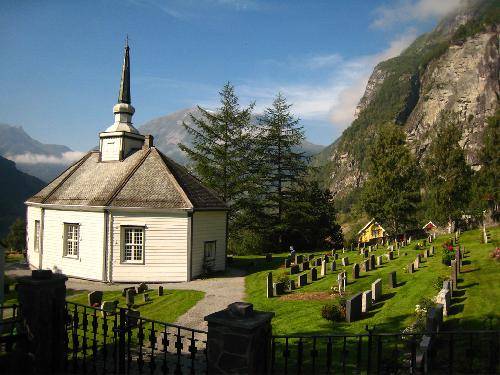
<box><xmin>139</xmin><ymin>107</ymin><xmax>326</xmax><ymax>164</ymax></box>
<box><xmin>313</xmin><ymin>0</ymin><xmax>499</xmax><ymax>197</ymax></box>
<box><xmin>0</xmin><ymin>155</ymin><xmax>45</xmax><ymax>237</ymax></box>
<box><xmin>0</xmin><ymin>123</ymin><xmax>81</xmax><ymax>182</ymax></box>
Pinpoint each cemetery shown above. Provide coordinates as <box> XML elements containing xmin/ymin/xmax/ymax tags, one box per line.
<box><xmin>243</xmin><ymin>226</ymin><xmax>500</xmax><ymax>335</ymax></box>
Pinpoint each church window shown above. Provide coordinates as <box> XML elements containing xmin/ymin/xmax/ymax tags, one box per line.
<box><xmin>34</xmin><ymin>220</ymin><xmax>41</xmax><ymax>252</ymax></box>
<box><xmin>122</xmin><ymin>227</ymin><xmax>144</xmax><ymax>263</ymax></box>
<box><xmin>64</xmin><ymin>223</ymin><xmax>80</xmax><ymax>258</ymax></box>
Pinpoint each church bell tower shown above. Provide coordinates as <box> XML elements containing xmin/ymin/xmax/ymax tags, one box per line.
<box><xmin>99</xmin><ymin>38</ymin><xmax>145</xmax><ymax>161</ymax></box>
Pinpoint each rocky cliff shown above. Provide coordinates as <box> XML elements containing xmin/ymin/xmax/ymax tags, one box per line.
<box><xmin>314</xmin><ymin>0</ymin><xmax>499</xmax><ymax>197</ymax></box>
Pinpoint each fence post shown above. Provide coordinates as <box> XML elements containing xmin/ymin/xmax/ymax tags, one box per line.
<box><xmin>16</xmin><ymin>270</ymin><xmax>68</xmax><ymax>374</ymax></box>
<box><xmin>118</xmin><ymin>307</ymin><xmax>127</xmax><ymax>374</ymax></box>
<box><xmin>204</xmin><ymin>302</ymin><xmax>274</xmax><ymax>374</ymax></box>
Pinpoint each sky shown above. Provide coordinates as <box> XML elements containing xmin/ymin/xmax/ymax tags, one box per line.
<box><xmin>0</xmin><ymin>0</ymin><xmax>462</xmax><ymax>154</ymax></box>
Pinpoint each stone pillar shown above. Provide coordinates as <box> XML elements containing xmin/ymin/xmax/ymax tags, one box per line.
<box><xmin>205</xmin><ymin>302</ymin><xmax>274</xmax><ymax>374</ymax></box>
<box><xmin>16</xmin><ymin>270</ymin><xmax>68</xmax><ymax>374</ymax></box>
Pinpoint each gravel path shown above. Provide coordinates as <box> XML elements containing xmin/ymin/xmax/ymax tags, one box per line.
<box><xmin>6</xmin><ymin>262</ymin><xmax>246</xmax><ymax>331</ymax></box>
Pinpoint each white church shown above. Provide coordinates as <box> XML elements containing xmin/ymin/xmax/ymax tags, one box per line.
<box><xmin>25</xmin><ymin>42</ymin><xmax>228</xmax><ymax>282</ymax></box>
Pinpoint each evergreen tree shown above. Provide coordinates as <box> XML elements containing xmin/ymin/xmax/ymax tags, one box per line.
<box><xmin>178</xmin><ymin>83</ymin><xmax>255</xmax><ymax>228</ymax></box>
<box><xmin>423</xmin><ymin>114</ymin><xmax>472</xmax><ymax>229</ymax></box>
<box><xmin>257</xmin><ymin>93</ymin><xmax>307</xmax><ymax>244</ymax></box>
<box><xmin>360</xmin><ymin>123</ymin><xmax>421</xmax><ymax>234</ymax></box>
<box><xmin>1</xmin><ymin>218</ymin><xmax>25</xmax><ymax>252</ymax></box>
<box><xmin>284</xmin><ymin>181</ymin><xmax>343</xmax><ymax>250</ymax></box>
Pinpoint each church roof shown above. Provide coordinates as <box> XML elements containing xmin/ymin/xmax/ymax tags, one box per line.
<box><xmin>26</xmin><ymin>147</ymin><xmax>227</xmax><ymax>210</ymax></box>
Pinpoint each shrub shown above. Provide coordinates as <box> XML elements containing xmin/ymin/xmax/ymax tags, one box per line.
<box><xmin>441</xmin><ymin>249</ymin><xmax>454</xmax><ymax>266</ymax></box>
<box><xmin>276</xmin><ymin>271</ymin><xmax>290</xmax><ymax>284</ymax></box>
<box><xmin>321</xmin><ymin>304</ymin><xmax>343</xmax><ymax>322</ymax></box>
<box><xmin>433</xmin><ymin>276</ymin><xmax>446</xmax><ymax>291</ymax></box>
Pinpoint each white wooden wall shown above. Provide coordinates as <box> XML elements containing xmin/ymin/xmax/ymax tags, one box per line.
<box><xmin>41</xmin><ymin>209</ymin><xmax>105</xmax><ymax>280</ymax></box>
<box><xmin>109</xmin><ymin>211</ymin><xmax>189</xmax><ymax>282</ymax></box>
<box><xmin>191</xmin><ymin>211</ymin><xmax>227</xmax><ymax>279</ymax></box>
<box><xmin>26</xmin><ymin>206</ymin><xmax>42</xmax><ymax>269</ymax></box>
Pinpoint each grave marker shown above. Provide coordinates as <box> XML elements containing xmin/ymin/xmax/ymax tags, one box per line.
<box><xmin>352</xmin><ymin>263</ymin><xmax>360</xmax><ymax>279</ymax></box>
<box><xmin>376</xmin><ymin>256</ymin><xmax>382</xmax><ymax>267</ymax></box>
<box><xmin>126</xmin><ymin>289</ymin><xmax>135</xmax><ymax>308</ymax></box>
<box><xmin>137</xmin><ymin>283</ymin><xmax>148</xmax><ymax>294</ymax></box>
<box><xmin>298</xmin><ymin>273</ymin><xmax>308</xmax><ymax>287</ymax></box>
<box><xmin>388</xmin><ymin>271</ymin><xmax>397</xmax><ymax>288</ymax></box>
<box><xmin>295</xmin><ymin>254</ymin><xmax>304</xmax><ymax>264</ymax></box>
<box><xmin>371</xmin><ymin>279</ymin><xmax>382</xmax><ymax>302</ymax></box>
<box><xmin>290</xmin><ymin>264</ymin><xmax>300</xmax><ymax>275</ymax></box>
<box><xmin>158</xmin><ymin>286</ymin><xmax>164</xmax><ymax>296</ymax></box>
<box><xmin>408</xmin><ymin>263</ymin><xmax>414</xmax><ymax>274</ymax></box>
<box><xmin>369</xmin><ymin>254</ymin><xmax>376</xmax><ymax>269</ymax></box>
<box><xmin>266</xmin><ymin>272</ymin><xmax>273</xmax><ymax>298</ymax></box>
<box><xmin>330</xmin><ymin>261</ymin><xmax>337</xmax><ymax>272</ymax></box>
<box><xmin>362</xmin><ymin>290</ymin><xmax>372</xmax><ymax>313</ymax></box>
<box><xmin>342</xmin><ymin>257</ymin><xmax>349</xmax><ymax>266</ymax></box>
<box><xmin>321</xmin><ymin>260</ymin><xmax>327</xmax><ymax>277</ymax></box>
<box><xmin>88</xmin><ymin>291</ymin><xmax>103</xmax><ymax>307</ymax></box>
<box><xmin>436</xmin><ymin>288</ymin><xmax>451</xmax><ymax>316</ymax></box>
<box><xmin>346</xmin><ymin>292</ymin><xmax>362</xmax><ymax>322</ymax></box>
<box><xmin>361</xmin><ymin>259</ymin><xmax>369</xmax><ymax>272</ymax></box>
<box><xmin>301</xmin><ymin>261</ymin><xmax>310</xmax><ymax>271</ymax></box>
<box><xmin>285</xmin><ymin>259</ymin><xmax>291</xmax><ymax>268</ymax></box>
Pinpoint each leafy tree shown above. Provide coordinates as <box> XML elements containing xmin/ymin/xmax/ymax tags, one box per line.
<box><xmin>470</xmin><ymin>110</ymin><xmax>499</xmax><ymax>218</ymax></box>
<box><xmin>283</xmin><ymin>181</ymin><xmax>343</xmax><ymax>250</ymax></box>
<box><xmin>178</xmin><ymin>83</ymin><xmax>255</xmax><ymax>229</ymax></box>
<box><xmin>360</xmin><ymin>123</ymin><xmax>421</xmax><ymax>235</ymax></box>
<box><xmin>256</xmin><ymin>93</ymin><xmax>307</xmax><ymax>245</ymax></box>
<box><xmin>1</xmin><ymin>218</ymin><xmax>26</xmax><ymax>252</ymax></box>
<box><xmin>423</xmin><ymin>114</ymin><xmax>472</xmax><ymax>229</ymax></box>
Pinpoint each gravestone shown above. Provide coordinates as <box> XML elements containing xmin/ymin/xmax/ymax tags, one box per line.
<box><xmin>288</xmin><ymin>280</ymin><xmax>296</xmax><ymax>291</ymax></box>
<box><xmin>315</xmin><ymin>258</ymin><xmax>322</xmax><ymax>267</ymax></box>
<box><xmin>362</xmin><ymin>290</ymin><xmax>372</xmax><ymax>313</ymax></box>
<box><xmin>387</xmin><ymin>251</ymin><xmax>394</xmax><ymax>260</ymax></box>
<box><xmin>369</xmin><ymin>254</ymin><xmax>376</xmax><ymax>269</ymax></box>
<box><xmin>408</xmin><ymin>263</ymin><xmax>414</xmax><ymax>274</ymax></box>
<box><xmin>334</xmin><ymin>253</ymin><xmax>339</xmax><ymax>260</ymax></box>
<box><xmin>363</xmin><ymin>249</ymin><xmax>369</xmax><ymax>258</ymax></box>
<box><xmin>266</xmin><ymin>272</ymin><xmax>273</xmax><ymax>298</ymax></box>
<box><xmin>346</xmin><ymin>292</ymin><xmax>362</xmax><ymax>322</ymax></box>
<box><xmin>298</xmin><ymin>273</ymin><xmax>308</xmax><ymax>287</ymax></box>
<box><xmin>126</xmin><ymin>289</ymin><xmax>135</xmax><ymax>308</ymax></box>
<box><xmin>158</xmin><ymin>286</ymin><xmax>164</xmax><ymax>296</ymax></box>
<box><xmin>101</xmin><ymin>301</ymin><xmax>117</xmax><ymax>317</ymax></box>
<box><xmin>376</xmin><ymin>256</ymin><xmax>383</xmax><ymax>267</ymax></box>
<box><xmin>324</xmin><ymin>255</ymin><xmax>329</xmax><ymax>263</ymax></box>
<box><xmin>388</xmin><ymin>271</ymin><xmax>397</xmax><ymax>288</ymax></box>
<box><xmin>301</xmin><ymin>261</ymin><xmax>310</xmax><ymax>271</ymax></box>
<box><xmin>330</xmin><ymin>261</ymin><xmax>337</xmax><ymax>272</ymax></box>
<box><xmin>295</xmin><ymin>254</ymin><xmax>304</xmax><ymax>264</ymax></box>
<box><xmin>310</xmin><ymin>268</ymin><xmax>318</xmax><ymax>282</ymax></box>
<box><xmin>321</xmin><ymin>260</ymin><xmax>327</xmax><ymax>277</ymax></box>
<box><xmin>414</xmin><ymin>257</ymin><xmax>420</xmax><ymax>269</ymax></box>
<box><xmin>436</xmin><ymin>288</ymin><xmax>451</xmax><ymax>316</ymax></box>
<box><xmin>337</xmin><ymin>272</ymin><xmax>347</xmax><ymax>293</ymax></box>
<box><xmin>368</xmin><ymin>245</ymin><xmax>372</xmax><ymax>252</ymax></box>
<box><xmin>424</xmin><ymin>249</ymin><xmax>429</xmax><ymax>259</ymax></box>
<box><xmin>265</xmin><ymin>253</ymin><xmax>272</xmax><ymax>262</ymax></box>
<box><xmin>122</xmin><ymin>286</ymin><xmax>136</xmax><ymax>297</ymax></box>
<box><xmin>455</xmin><ymin>248</ymin><xmax>461</xmax><ymax>272</ymax></box>
<box><xmin>430</xmin><ymin>246</ymin><xmax>435</xmax><ymax>255</ymax></box>
<box><xmin>450</xmin><ymin>260</ymin><xmax>458</xmax><ymax>290</ymax></box>
<box><xmin>137</xmin><ymin>283</ymin><xmax>148</xmax><ymax>294</ymax></box>
<box><xmin>88</xmin><ymin>291</ymin><xmax>103</xmax><ymax>307</ymax></box>
<box><xmin>143</xmin><ymin>293</ymin><xmax>150</xmax><ymax>302</ymax></box>
<box><xmin>273</xmin><ymin>282</ymin><xmax>285</xmax><ymax>296</ymax></box>
<box><xmin>308</xmin><ymin>254</ymin><xmax>315</xmax><ymax>261</ymax></box>
<box><xmin>342</xmin><ymin>257</ymin><xmax>349</xmax><ymax>266</ymax></box>
<box><xmin>371</xmin><ymin>279</ymin><xmax>382</xmax><ymax>302</ymax></box>
<box><xmin>442</xmin><ymin>279</ymin><xmax>452</xmax><ymax>294</ymax></box>
<box><xmin>127</xmin><ymin>309</ymin><xmax>141</xmax><ymax>328</ymax></box>
<box><xmin>361</xmin><ymin>259</ymin><xmax>369</xmax><ymax>272</ymax></box>
<box><xmin>352</xmin><ymin>263</ymin><xmax>360</xmax><ymax>279</ymax></box>
<box><xmin>426</xmin><ymin>304</ymin><xmax>444</xmax><ymax>332</ymax></box>
<box><xmin>290</xmin><ymin>264</ymin><xmax>300</xmax><ymax>275</ymax></box>
<box><xmin>284</xmin><ymin>259</ymin><xmax>291</xmax><ymax>268</ymax></box>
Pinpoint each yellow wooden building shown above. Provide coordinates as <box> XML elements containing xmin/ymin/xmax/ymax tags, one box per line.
<box><xmin>357</xmin><ymin>219</ymin><xmax>387</xmax><ymax>244</ymax></box>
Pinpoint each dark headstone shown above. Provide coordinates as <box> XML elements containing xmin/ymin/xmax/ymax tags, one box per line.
<box><xmin>352</xmin><ymin>263</ymin><xmax>360</xmax><ymax>279</ymax></box>
<box><xmin>387</xmin><ymin>251</ymin><xmax>394</xmax><ymax>260</ymax></box>
<box><xmin>266</xmin><ymin>272</ymin><xmax>273</xmax><ymax>298</ymax></box>
<box><xmin>126</xmin><ymin>289</ymin><xmax>135</xmax><ymax>308</ymax></box>
<box><xmin>158</xmin><ymin>286</ymin><xmax>164</xmax><ymax>296</ymax></box>
<box><xmin>363</xmin><ymin>249</ymin><xmax>369</xmax><ymax>258</ymax></box>
<box><xmin>288</xmin><ymin>280</ymin><xmax>295</xmax><ymax>291</ymax></box>
<box><xmin>451</xmin><ymin>260</ymin><xmax>458</xmax><ymax>290</ymax></box>
<box><xmin>137</xmin><ymin>283</ymin><xmax>148</xmax><ymax>294</ymax></box>
<box><xmin>295</xmin><ymin>254</ymin><xmax>304</xmax><ymax>264</ymax></box>
<box><xmin>376</xmin><ymin>255</ymin><xmax>383</xmax><ymax>266</ymax></box>
<box><xmin>388</xmin><ymin>271</ymin><xmax>397</xmax><ymax>288</ymax></box>
<box><xmin>88</xmin><ymin>291</ymin><xmax>103</xmax><ymax>307</ymax></box>
<box><xmin>346</xmin><ymin>292</ymin><xmax>362</xmax><ymax>322</ymax></box>
<box><xmin>362</xmin><ymin>290</ymin><xmax>372</xmax><ymax>313</ymax></box>
<box><xmin>308</xmin><ymin>254</ymin><xmax>315</xmax><ymax>261</ymax></box>
<box><xmin>323</xmin><ymin>255</ymin><xmax>329</xmax><ymax>263</ymax></box>
<box><xmin>290</xmin><ymin>264</ymin><xmax>300</xmax><ymax>275</ymax></box>
<box><xmin>369</xmin><ymin>254</ymin><xmax>376</xmax><ymax>269</ymax></box>
<box><xmin>273</xmin><ymin>282</ymin><xmax>285</xmax><ymax>296</ymax></box>
<box><xmin>284</xmin><ymin>258</ymin><xmax>291</xmax><ymax>268</ymax></box>
<box><xmin>122</xmin><ymin>286</ymin><xmax>136</xmax><ymax>297</ymax></box>
<box><xmin>315</xmin><ymin>258</ymin><xmax>322</xmax><ymax>267</ymax></box>
<box><xmin>298</xmin><ymin>273</ymin><xmax>307</xmax><ymax>287</ymax></box>
<box><xmin>371</xmin><ymin>279</ymin><xmax>382</xmax><ymax>302</ymax></box>
<box><xmin>310</xmin><ymin>268</ymin><xmax>318</xmax><ymax>282</ymax></box>
<box><xmin>143</xmin><ymin>293</ymin><xmax>150</xmax><ymax>302</ymax></box>
<box><xmin>330</xmin><ymin>261</ymin><xmax>337</xmax><ymax>272</ymax></box>
<box><xmin>341</xmin><ymin>257</ymin><xmax>349</xmax><ymax>266</ymax></box>
<box><xmin>301</xmin><ymin>261</ymin><xmax>310</xmax><ymax>271</ymax></box>
<box><xmin>361</xmin><ymin>259</ymin><xmax>370</xmax><ymax>272</ymax></box>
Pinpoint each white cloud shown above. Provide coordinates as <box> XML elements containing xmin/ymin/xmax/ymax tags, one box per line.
<box><xmin>372</xmin><ymin>0</ymin><xmax>462</xmax><ymax>28</ymax></box>
<box><xmin>6</xmin><ymin>151</ymin><xmax>86</xmax><ymax>165</ymax></box>
<box><xmin>237</xmin><ymin>29</ymin><xmax>417</xmax><ymax>131</ymax></box>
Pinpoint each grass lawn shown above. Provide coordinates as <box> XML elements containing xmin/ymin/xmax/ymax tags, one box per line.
<box><xmin>66</xmin><ymin>289</ymin><xmax>204</xmax><ymax>323</ymax></box>
<box><xmin>238</xmin><ymin>226</ymin><xmax>499</xmax><ymax>335</ymax></box>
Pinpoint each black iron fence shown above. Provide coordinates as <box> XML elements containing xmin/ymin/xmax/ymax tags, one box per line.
<box><xmin>65</xmin><ymin>301</ymin><xmax>207</xmax><ymax>374</ymax></box>
<box><xmin>271</xmin><ymin>330</ymin><xmax>500</xmax><ymax>374</ymax></box>
<box><xmin>0</xmin><ymin>304</ymin><xmax>22</xmax><ymax>355</ymax></box>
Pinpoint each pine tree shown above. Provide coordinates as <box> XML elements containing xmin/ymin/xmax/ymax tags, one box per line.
<box><xmin>257</xmin><ymin>93</ymin><xmax>307</xmax><ymax>244</ymax></box>
<box><xmin>2</xmin><ymin>218</ymin><xmax>26</xmax><ymax>252</ymax></box>
<box><xmin>361</xmin><ymin>123</ymin><xmax>421</xmax><ymax>235</ymax></box>
<box><xmin>423</xmin><ymin>114</ymin><xmax>472</xmax><ymax>229</ymax></box>
<box><xmin>178</xmin><ymin>83</ymin><xmax>254</xmax><ymax>228</ymax></box>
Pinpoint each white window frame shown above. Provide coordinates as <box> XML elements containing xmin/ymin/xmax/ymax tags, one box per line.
<box><xmin>34</xmin><ymin>220</ymin><xmax>41</xmax><ymax>253</ymax></box>
<box><xmin>63</xmin><ymin>223</ymin><xmax>80</xmax><ymax>259</ymax></box>
<box><xmin>121</xmin><ymin>226</ymin><xmax>145</xmax><ymax>264</ymax></box>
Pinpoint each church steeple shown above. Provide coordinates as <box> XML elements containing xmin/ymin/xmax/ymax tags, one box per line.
<box><xmin>118</xmin><ymin>37</ymin><xmax>131</xmax><ymax>104</ymax></box>
<box><xmin>99</xmin><ymin>38</ymin><xmax>146</xmax><ymax>162</ymax></box>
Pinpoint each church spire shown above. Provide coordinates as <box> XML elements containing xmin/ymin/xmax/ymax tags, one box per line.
<box><xmin>118</xmin><ymin>36</ymin><xmax>131</xmax><ymax>104</ymax></box>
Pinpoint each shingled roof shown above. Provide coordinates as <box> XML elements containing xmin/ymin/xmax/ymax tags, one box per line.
<box><xmin>27</xmin><ymin>147</ymin><xmax>227</xmax><ymax>210</ymax></box>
